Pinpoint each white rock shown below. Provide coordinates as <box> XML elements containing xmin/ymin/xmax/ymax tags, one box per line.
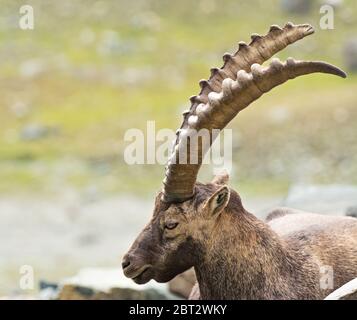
<box><xmin>325</xmin><ymin>278</ymin><xmax>357</xmax><ymax>300</ymax></box>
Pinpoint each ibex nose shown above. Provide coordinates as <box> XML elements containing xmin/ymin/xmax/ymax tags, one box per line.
<box><xmin>122</xmin><ymin>255</ymin><xmax>131</xmax><ymax>270</ymax></box>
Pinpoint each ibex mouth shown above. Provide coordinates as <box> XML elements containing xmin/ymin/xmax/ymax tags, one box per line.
<box><xmin>132</xmin><ymin>267</ymin><xmax>151</xmax><ymax>284</ymax></box>
<box><xmin>123</xmin><ymin>264</ymin><xmax>152</xmax><ymax>284</ymax></box>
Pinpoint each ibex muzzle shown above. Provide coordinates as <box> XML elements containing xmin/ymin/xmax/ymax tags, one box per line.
<box><xmin>121</xmin><ymin>201</ymin><xmax>196</xmax><ymax>285</ymax></box>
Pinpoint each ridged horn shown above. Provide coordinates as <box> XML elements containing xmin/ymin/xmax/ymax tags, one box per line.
<box><xmin>162</xmin><ymin>23</ymin><xmax>346</xmax><ymax>203</ymax></box>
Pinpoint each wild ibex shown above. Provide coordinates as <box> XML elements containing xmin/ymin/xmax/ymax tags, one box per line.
<box><xmin>122</xmin><ymin>22</ymin><xmax>357</xmax><ymax>299</ymax></box>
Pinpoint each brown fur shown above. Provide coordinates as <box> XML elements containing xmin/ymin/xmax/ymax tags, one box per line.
<box><xmin>122</xmin><ymin>179</ymin><xmax>357</xmax><ymax>299</ymax></box>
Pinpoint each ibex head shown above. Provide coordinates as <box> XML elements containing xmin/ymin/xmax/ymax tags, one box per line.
<box><xmin>122</xmin><ymin>173</ymin><xmax>232</xmax><ymax>284</ymax></box>
<box><xmin>122</xmin><ymin>22</ymin><xmax>346</xmax><ymax>285</ymax></box>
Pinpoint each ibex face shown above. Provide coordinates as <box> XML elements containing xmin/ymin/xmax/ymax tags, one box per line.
<box><xmin>122</xmin><ymin>175</ymin><xmax>231</xmax><ymax>284</ymax></box>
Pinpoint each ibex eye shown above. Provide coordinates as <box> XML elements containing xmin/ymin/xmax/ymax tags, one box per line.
<box><xmin>165</xmin><ymin>221</ymin><xmax>178</xmax><ymax>230</ymax></box>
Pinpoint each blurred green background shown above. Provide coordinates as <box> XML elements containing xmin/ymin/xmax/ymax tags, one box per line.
<box><xmin>1</xmin><ymin>0</ymin><xmax>357</xmax><ymax>298</ymax></box>
<box><xmin>0</xmin><ymin>0</ymin><xmax>357</xmax><ymax>198</ymax></box>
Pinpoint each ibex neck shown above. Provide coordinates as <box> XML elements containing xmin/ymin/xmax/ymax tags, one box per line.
<box><xmin>194</xmin><ymin>210</ymin><xmax>304</xmax><ymax>300</ymax></box>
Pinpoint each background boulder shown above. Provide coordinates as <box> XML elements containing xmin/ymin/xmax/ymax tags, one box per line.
<box><xmin>280</xmin><ymin>0</ymin><xmax>312</xmax><ymax>14</ymax></box>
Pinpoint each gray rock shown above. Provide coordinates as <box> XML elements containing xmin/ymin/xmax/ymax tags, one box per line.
<box><xmin>346</xmin><ymin>206</ymin><xmax>357</xmax><ymax>218</ymax></box>
<box><xmin>280</xmin><ymin>0</ymin><xmax>312</xmax><ymax>14</ymax></box>
<box><xmin>39</xmin><ymin>280</ymin><xmax>58</xmax><ymax>291</ymax></box>
<box><xmin>320</xmin><ymin>0</ymin><xmax>344</xmax><ymax>8</ymax></box>
<box><xmin>19</xmin><ymin>59</ymin><xmax>46</xmax><ymax>79</ymax></box>
<box><xmin>9</xmin><ymin>102</ymin><xmax>30</xmax><ymax>118</ymax></box>
<box><xmin>130</xmin><ymin>11</ymin><xmax>161</xmax><ymax>31</ymax></box>
<box><xmin>97</xmin><ymin>30</ymin><xmax>133</xmax><ymax>56</ymax></box>
<box><xmin>38</xmin><ymin>287</ymin><xmax>59</xmax><ymax>300</ymax></box>
<box><xmin>56</xmin><ymin>267</ymin><xmax>177</xmax><ymax>300</ymax></box>
<box><xmin>57</xmin><ymin>285</ymin><xmax>168</xmax><ymax>300</ymax></box>
<box><xmin>283</xmin><ymin>184</ymin><xmax>357</xmax><ymax>215</ymax></box>
<box><xmin>344</xmin><ymin>38</ymin><xmax>357</xmax><ymax>72</ymax></box>
<box><xmin>20</xmin><ymin>123</ymin><xmax>58</xmax><ymax>141</ymax></box>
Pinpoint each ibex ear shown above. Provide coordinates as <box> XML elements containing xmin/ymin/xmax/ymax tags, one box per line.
<box><xmin>204</xmin><ymin>186</ymin><xmax>230</xmax><ymax>217</ymax></box>
<box><xmin>211</xmin><ymin>170</ymin><xmax>230</xmax><ymax>185</ymax></box>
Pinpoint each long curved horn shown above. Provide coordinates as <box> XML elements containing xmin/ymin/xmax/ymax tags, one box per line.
<box><xmin>162</xmin><ymin>23</ymin><xmax>346</xmax><ymax>203</ymax></box>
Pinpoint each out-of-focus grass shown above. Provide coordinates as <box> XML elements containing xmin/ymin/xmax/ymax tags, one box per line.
<box><xmin>0</xmin><ymin>0</ymin><xmax>357</xmax><ymax>197</ymax></box>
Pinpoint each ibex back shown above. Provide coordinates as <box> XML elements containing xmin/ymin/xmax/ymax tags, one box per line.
<box><xmin>122</xmin><ymin>22</ymin><xmax>357</xmax><ymax>299</ymax></box>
